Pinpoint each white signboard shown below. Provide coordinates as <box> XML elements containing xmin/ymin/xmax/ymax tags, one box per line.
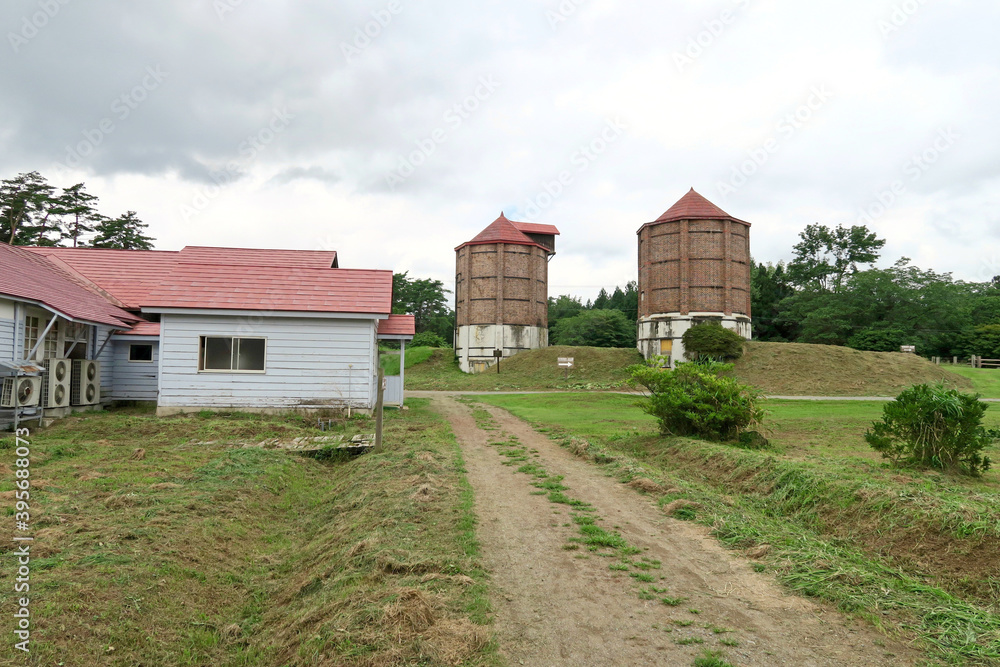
<box><xmin>557</xmin><ymin>357</ymin><xmax>574</xmax><ymax>368</ymax></box>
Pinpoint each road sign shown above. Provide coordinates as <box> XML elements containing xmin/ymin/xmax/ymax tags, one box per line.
<box><xmin>557</xmin><ymin>357</ymin><xmax>574</xmax><ymax>368</ymax></box>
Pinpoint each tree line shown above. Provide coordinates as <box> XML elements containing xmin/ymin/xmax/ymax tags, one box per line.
<box><xmin>1</xmin><ymin>171</ymin><xmax>155</xmax><ymax>249</ymax></box>
<box><xmin>752</xmin><ymin>223</ymin><xmax>1000</xmax><ymax>358</ymax></box>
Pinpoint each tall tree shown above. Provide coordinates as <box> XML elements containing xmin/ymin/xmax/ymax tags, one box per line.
<box><xmin>391</xmin><ymin>272</ymin><xmax>454</xmax><ymax>339</ymax></box>
<box><xmin>90</xmin><ymin>211</ymin><xmax>155</xmax><ymax>250</ymax></box>
<box><xmin>786</xmin><ymin>223</ymin><xmax>885</xmax><ymax>292</ymax></box>
<box><xmin>0</xmin><ymin>171</ymin><xmax>59</xmax><ymax>245</ymax></box>
<box><xmin>750</xmin><ymin>261</ymin><xmax>795</xmax><ymax>340</ymax></box>
<box><xmin>53</xmin><ymin>183</ymin><xmax>103</xmax><ymax>247</ymax></box>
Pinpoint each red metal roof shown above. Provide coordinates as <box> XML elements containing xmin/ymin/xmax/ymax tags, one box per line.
<box><xmin>142</xmin><ymin>263</ymin><xmax>393</xmax><ymax>314</ymax></box>
<box><xmin>646</xmin><ymin>188</ymin><xmax>750</xmax><ymax>227</ymax></box>
<box><xmin>117</xmin><ymin>322</ymin><xmax>161</xmax><ymax>336</ymax></box>
<box><xmin>512</xmin><ymin>222</ymin><xmax>560</xmax><ymax>236</ymax></box>
<box><xmin>377</xmin><ymin>314</ymin><xmax>415</xmax><ymax>337</ymax></box>
<box><xmin>178</xmin><ymin>246</ymin><xmax>338</xmax><ymax>268</ymax></box>
<box><xmin>456</xmin><ymin>213</ymin><xmax>551</xmax><ymax>251</ymax></box>
<box><xmin>25</xmin><ymin>247</ymin><xmax>179</xmax><ymax>309</ymax></box>
<box><xmin>0</xmin><ymin>244</ymin><xmax>140</xmax><ymax>327</ymax></box>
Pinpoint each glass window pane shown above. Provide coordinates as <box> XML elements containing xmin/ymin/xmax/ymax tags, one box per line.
<box><xmin>129</xmin><ymin>344</ymin><xmax>153</xmax><ymax>362</ymax></box>
<box><xmin>236</xmin><ymin>338</ymin><xmax>265</xmax><ymax>371</ymax></box>
<box><xmin>203</xmin><ymin>337</ymin><xmax>233</xmax><ymax>370</ymax></box>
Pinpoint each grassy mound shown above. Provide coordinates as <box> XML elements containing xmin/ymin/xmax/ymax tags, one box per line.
<box><xmin>734</xmin><ymin>342</ymin><xmax>974</xmax><ymax>396</ymax></box>
<box><xmin>0</xmin><ymin>404</ymin><xmax>498</xmax><ymax>666</ymax></box>
<box><xmin>403</xmin><ymin>346</ymin><xmax>643</xmax><ymax>391</ymax></box>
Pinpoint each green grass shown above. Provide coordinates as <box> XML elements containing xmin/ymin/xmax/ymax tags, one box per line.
<box><xmin>943</xmin><ymin>366</ymin><xmax>1000</xmax><ymax>399</ymax></box>
<box><xmin>0</xmin><ymin>402</ymin><xmax>499</xmax><ymax>667</ymax></box>
<box><xmin>379</xmin><ymin>345</ymin><xmax>435</xmax><ymax>376</ymax></box>
<box><xmin>476</xmin><ymin>392</ymin><xmax>1000</xmax><ymax>664</ymax></box>
<box><xmin>402</xmin><ymin>346</ymin><xmax>642</xmax><ymax>391</ymax></box>
<box><xmin>693</xmin><ymin>649</ymin><xmax>737</xmax><ymax>667</ymax></box>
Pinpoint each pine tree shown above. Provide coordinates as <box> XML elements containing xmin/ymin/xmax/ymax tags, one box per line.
<box><xmin>91</xmin><ymin>211</ymin><xmax>155</xmax><ymax>250</ymax></box>
<box><xmin>53</xmin><ymin>183</ymin><xmax>103</xmax><ymax>247</ymax></box>
<box><xmin>0</xmin><ymin>172</ymin><xmax>59</xmax><ymax>245</ymax></box>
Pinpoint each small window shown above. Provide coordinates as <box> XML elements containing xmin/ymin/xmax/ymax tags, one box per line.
<box><xmin>129</xmin><ymin>344</ymin><xmax>154</xmax><ymax>362</ymax></box>
<box><xmin>198</xmin><ymin>336</ymin><xmax>266</xmax><ymax>372</ymax></box>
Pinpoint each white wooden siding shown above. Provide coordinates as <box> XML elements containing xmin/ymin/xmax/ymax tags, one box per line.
<box><xmin>94</xmin><ymin>326</ymin><xmax>115</xmax><ymax>400</ymax></box>
<box><xmin>111</xmin><ymin>340</ymin><xmax>159</xmax><ymax>401</ymax></box>
<box><xmin>158</xmin><ymin>314</ymin><xmax>378</xmax><ymax>409</ymax></box>
<box><xmin>0</xmin><ymin>317</ymin><xmax>14</xmax><ymax>363</ymax></box>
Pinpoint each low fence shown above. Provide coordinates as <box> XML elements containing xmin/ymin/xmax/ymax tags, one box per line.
<box><xmin>970</xmin><ymin>356</ymin><xmax>1000</xmax><ymax>369</ymax></box>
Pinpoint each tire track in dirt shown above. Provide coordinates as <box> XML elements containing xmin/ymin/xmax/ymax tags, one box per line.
<box><xmin>433</xmin><ymin>395</ymin><xmax>924</xmax><ymax>666</ymax></box>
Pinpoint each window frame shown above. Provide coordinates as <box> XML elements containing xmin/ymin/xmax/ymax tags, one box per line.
<box><xmin>22</xmin><ymin>316</ymin><xmax>40</xmax><ymax>360</ymax></box>
<box><xmin>198</xmin><ymin>336</ymin><xmax>267</xmax><ymax>373</ymax></box>
<box><xmin>128</xmin><ymin>343</ymin><xmax>155</xmax><ymax>363</ymax></box>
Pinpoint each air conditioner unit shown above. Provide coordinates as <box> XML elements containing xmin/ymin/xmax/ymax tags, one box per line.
<box><xmin>42</xmin><ymin>358</ymin><xmax>72</xmax><ymax>408</ymax></box>
<box><xmin>1</xmin><ymin>377</ymin><xmax>42</xmax><ymax>408</ymax></box>
<box><xmin>71</xmin><ymin>360</ymin><xmax>101</xmax><ymax>406</ymax></box>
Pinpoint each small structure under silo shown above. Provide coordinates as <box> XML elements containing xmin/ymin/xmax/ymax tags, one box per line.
<box><xmin>637</xmin><ymin>189</ymin><xmax>751</xmax><ymax>366</ymax></box>
<box><xmin>454</xmin><ymin>213</ymin><xmax>559</xmax><ymax>374</ymax></box>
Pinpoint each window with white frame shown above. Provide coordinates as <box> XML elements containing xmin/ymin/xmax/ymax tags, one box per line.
<box><xmin>129</xmin><ymin>344</ymin><xmax>154</xmax><ymax>362</ymax></box>
<box><xmin>42</xmin><ymin>320</ymin><xmax>60</xmax><ymax>359</ymax></box>
<box><xmin>63</xmin><ymin>321</ymin><xmax>89</xmax><ymax>357</ymax></box>
<box><xmin>198</xmin><ymin>336</ymin><xmax>266</xmax><ymax>372</ymax></box>
<box><xmin>22</xmin><ymin>316</ymin><xmax>40</xmax><ymax>360</ymax></box>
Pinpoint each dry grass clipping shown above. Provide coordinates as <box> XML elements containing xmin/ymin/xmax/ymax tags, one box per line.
<box><xmin>627</xmin><ymin>478</ymin><xmax>663</xmax><ymax>494</ymax></box>
<box><xmin>420</xmin><ymin>619</ymin><xmax>490</xmax><ymax>666</ymax></box>
<box><xmin>131</xmin><ymin>448</ymin><xmax>146</xmax><ymax>460</ymax></box>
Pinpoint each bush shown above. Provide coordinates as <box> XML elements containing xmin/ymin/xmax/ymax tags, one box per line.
<box><xmin>628</xmin><ymin>360</ymin><xmax>764</xmax><ymax>441</ymax></box>
<box><xmin>847</xmin><ymin>326</ymin><xmax>909</xmax><ymax>352</ymax></box>
<box><xmin>865</xmin><ymin>383</ymin><xmax>995</xmax><ymax>476</ymax></box>
<box><xmin>552</xmin><ymin>309</ymin><xmax>634</xmax><ymax>348</ymax></box>
<box><xmin>962</xmin><ymin>323</ymin><xmax>1000</xmax><ymax>359</ymax></box>
<box><xmin>410</xmin><ymin>331</ymin><xmax>448</xmax><ymax>348</ymax></box>
<box><xmin>682</xmin><ymin>323</ymin><xmax>745</xmax><ymax>361</ymax></box>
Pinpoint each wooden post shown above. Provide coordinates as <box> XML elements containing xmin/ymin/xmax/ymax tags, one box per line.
<box><xmin>374</xmin><ymin>367</ymin><xmax>384</xmax><ymax>452</ymax></box>
<box><xmin>399</xmin><ymin>339</ymin><xmax>406</xmax><ymax>408</ymax></box>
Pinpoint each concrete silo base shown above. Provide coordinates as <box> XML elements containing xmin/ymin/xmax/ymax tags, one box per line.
<box><xmin>455</xmin><ymin>324</ymin><xmax>548</xmax><ymax>374</ymax></box>
<box><xmin>637</xmin><ymin>314</ymin><xmax>750</xmax><ymax>368</ymax></box>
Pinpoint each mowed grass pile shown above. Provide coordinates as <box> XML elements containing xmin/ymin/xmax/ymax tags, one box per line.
<box><xmin>0</xmin><ymin>402</ymin><xmax>497</xmax><ymax>667</ymax></box>
<box><xmin>403</xmin><ymin>346</ymin><xmax>642</xmax><ymax>391</ymax></box>
<box><xmin>733</xmin><ymin>342</ymin><xmax>974</xmax><ymax>396</ymax></box>
<box><xmin>477</xmin><ymin>393</ymin><xmax>1000</xmax><ymax>663</ymax></box>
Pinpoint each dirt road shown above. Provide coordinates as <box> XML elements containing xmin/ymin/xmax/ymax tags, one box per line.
<box><xmin>432</xmin><ymin>395</ymin><xmax>923</xmax><ymax>666</ymax></box>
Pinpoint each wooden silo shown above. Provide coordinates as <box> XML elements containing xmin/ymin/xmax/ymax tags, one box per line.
<box><xmin>636</xmin><ymin>189</ymin><xmax>751</xmax><ymax>366</ymax></box>
<box><xmin>454</xmin><ymin>213</ymin><xmax>558</xmax><ymax>373</ymax></box>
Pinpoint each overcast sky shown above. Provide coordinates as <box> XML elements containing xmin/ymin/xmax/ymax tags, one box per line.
<box><xmin>2</xmin><ymin>0</ymin><xmax>997</xmax><ymax>300</ymax></box>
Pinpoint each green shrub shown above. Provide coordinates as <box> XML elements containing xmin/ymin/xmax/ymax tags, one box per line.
<box><xmin>410</xmin><ymin>331</ymin><xmax>448</xmax><ymax>348</ymax></box>
<box><xmin>865</xmin><ymin>383</ymin><xmax>996</xmax><ymax>476</ymax></box>
<box><xmin>682</xmin><ymin>323</ymin><xmax>745</xmax><ymax>361</ymax></box>
<box><xmin>628</xmin><ymin>360</ymin><xmax>763</xmax><ymax>441</ymax></box>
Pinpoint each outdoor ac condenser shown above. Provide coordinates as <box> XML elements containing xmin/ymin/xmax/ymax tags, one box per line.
<box><xmin>42</xmin><ymin>358</ymin><xmax>72</xmax><ymax>408</ymax></box>
<box><xmin>71</xmin><ymin>360</ymin><xmax>101</xmax><ymax>405</ymax></box>
<box><xmin>1</xmin><ymin>376</ymin><xmax>42</xmax><ymax>408</ymax></box>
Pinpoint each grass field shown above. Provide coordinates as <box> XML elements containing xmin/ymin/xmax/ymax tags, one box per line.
<box><xmin>379</xmin><ymin>345</ymin><xmax>435</xmax><ymax>376</ymax></box>
<box><xmin>942</xmin><ymin>366</ymin><xmax>1000</xmax><ymax>399</ymax></box>
<box><xmin>402</xmin><ymin>346</ymin><xmax>642</xmax><ymax>391</ymax></box>
<box><xmin>0</xmin><ymin>403</ymin><xmax>499</xmax><ymax>667</ymax></box>
<box><xmin>475</xmin><ymin>393</ymin><xmax>1000</xmax><ymax>664</ymax></box>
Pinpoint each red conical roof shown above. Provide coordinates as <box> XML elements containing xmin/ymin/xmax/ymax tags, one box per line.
<box><xmin>643</xmin><ymin>189</ymin><xmax>749</xmax><ymax>229</ymax></box>
<box><xmin>456</xmin><ymin>213</ymin><xmax>554</xmax><ymax>251</ymax></box>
